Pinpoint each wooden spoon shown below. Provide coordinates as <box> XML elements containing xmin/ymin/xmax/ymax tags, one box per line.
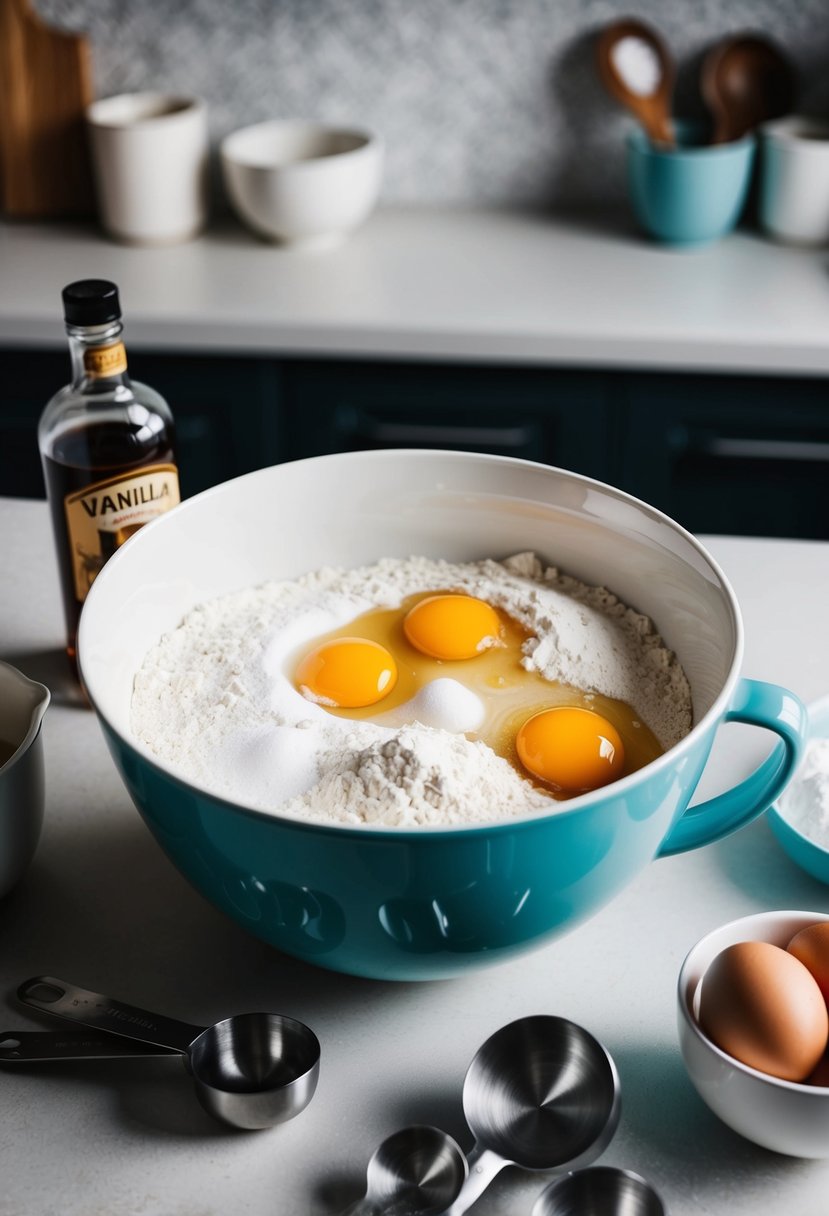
<box><xmin>595</xmin><ymin>18</ymin><xmax>676</xmax><ymax>147</ymax></box>
<box><xmin>701</xmin><ymin>33</ymin><xmax>796</xmax><ymax>144</ymax></box>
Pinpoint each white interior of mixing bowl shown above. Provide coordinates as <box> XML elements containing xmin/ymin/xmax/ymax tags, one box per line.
<box><xmin>79</xmin><ymin>451</ymin><xmax>739</xmax><ymax>753</ymax></box>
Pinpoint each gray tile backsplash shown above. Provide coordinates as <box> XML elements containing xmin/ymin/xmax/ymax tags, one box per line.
<box><xmin>40</xmin><ymin>0</ymin><xmax>829</xmax><ymax>207</ymax></box>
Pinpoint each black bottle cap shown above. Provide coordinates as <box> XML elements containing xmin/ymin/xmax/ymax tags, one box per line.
<box><xmin>62</xmin><ymin>279</ymin><xmax>122</xmax><ymax>326</ymax></box>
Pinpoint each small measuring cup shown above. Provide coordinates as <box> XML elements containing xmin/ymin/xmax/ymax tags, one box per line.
<box><xmin>532</xmin><ymin>1166</ymin><xmax>667</xmax><ymax>1216</ymax></box>
<box><xmin>341</xmin><ymin>1125</ymin><xmax>468</xmax><ymax>1216</ymax></box>
<box><xmin>441</xmin><ymin>1015</ymin><xmax>621</xmax><ymax>1215</ymax></box>
<box><xmin>0</xmin><ymin>662</ymin><xmax>50</xmax><ymax>898</ymax></box>
<box><xmin>18</xmin><ymin>975</ymin><xmax>320</xmax><ymax>1130</ymax></box>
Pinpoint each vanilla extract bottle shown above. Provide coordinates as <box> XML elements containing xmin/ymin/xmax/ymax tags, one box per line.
<box><xmin>39</xmin><ymin>280</ymin><xmax>181</xmax><ymax>672</ymax></box>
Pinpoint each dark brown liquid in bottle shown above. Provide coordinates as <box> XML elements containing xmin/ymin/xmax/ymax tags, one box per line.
<box><xmin>43</xmin><ymin>419</ymin><xmax>176</xmax><ymax>670</ymax></box>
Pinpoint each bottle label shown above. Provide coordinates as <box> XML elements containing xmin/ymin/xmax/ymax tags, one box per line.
<box><xmin>63</xmin><ymin>463</ymin><xmax>181</xmax><ymax>603</ymax></box>
<box><xmin>83</xmin><ymin>342</ymin><xmax>128</xmax><ymax>378</ymax></box>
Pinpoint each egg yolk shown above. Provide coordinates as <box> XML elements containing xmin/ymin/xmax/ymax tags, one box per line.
<box><xmin>403</xmin><ymin>594</ymin><xmax>502</xmax><ymax>661</ymax></box>
<box><xmin>296</xmin><ymin>638</ymin><xmax>397</xmax><ymax>708</ymax></box>
<box><xmin>515</xmin><ymin>706</ymin><xmax>625</xmax><ymax>792</ymax></box>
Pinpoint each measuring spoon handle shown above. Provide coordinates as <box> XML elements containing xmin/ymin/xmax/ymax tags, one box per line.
<box><xmin>439</xmin><ymin>1145</ymin><xmax>505</xmax><ymax>1216</ymax></box>
<box><xmin>0</xmin><ymin>1028</ymin><xmax>177</xmax><ymax>1062</ymax></box>
<box><xmin>17</xmin><ymin>976</ymin><xmax>202</xmax><ymax>1054</ymax></box>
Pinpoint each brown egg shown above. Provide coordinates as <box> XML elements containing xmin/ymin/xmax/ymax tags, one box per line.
<box><xmin>787</xmin><ymin>922</ymin><xmax>829</xmax><ymax>1007</ymax></box>
<box><xmin>806</xmin><ymin>1051</ymin><xmax>829</xmax><ymax>1088</ymax></box>
<box><xmin>698</xmin><ymin>940</ymin><xmax>829</xmax><ymax>1082</ymax></box>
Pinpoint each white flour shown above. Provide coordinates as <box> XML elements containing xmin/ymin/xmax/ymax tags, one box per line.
<box><xmin>131</xmin><ymin>553</ymin><xmax>692</xmax><ymax>827</ymax></box>
<box><xmin>777</xmin><ymin>738</ymin><xmax>829</xmax><ymax>846</ymax></box>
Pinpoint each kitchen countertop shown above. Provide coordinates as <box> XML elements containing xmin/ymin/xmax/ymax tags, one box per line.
<box><xmin>2</xmin><ymin>209</ymin><xmax>829</xmax><ymax>375</ymax></box>
<box><xmin>2</xmin><ymin>497</ymin><xmax>829</xmax><ymax>1216</ymax></box>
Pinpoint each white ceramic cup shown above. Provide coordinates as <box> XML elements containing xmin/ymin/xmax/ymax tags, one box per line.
<box><xmin>759</xmin><ymin>116</ymin><xmax>829</xmax><ymax>246</ymax></box>
<box><xmin>86</xmin><ymin>93</ymin><xmax>209</xmax><ymax>245</ymax></box>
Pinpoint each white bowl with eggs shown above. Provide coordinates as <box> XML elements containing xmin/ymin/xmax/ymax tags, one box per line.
<box><xmin>678</xmin><ymin>909</ymin><xmax>829</xmax><ymax>1157</ymax></box>
<box><xmin>220</xmin><ymin>119</ymin><xmax>383</xmax><ymax>248</ymax></box>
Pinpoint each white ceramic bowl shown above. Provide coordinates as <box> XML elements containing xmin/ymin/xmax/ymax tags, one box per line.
<box><xmin>220</xmin><ymin>120</ymin><xmax>383</xmax><ymax>248</ymax></box>
<box><xmin>678</xmin><ymin>909</ymin><xmax>829</xmax><ymax>1157</ymax></box>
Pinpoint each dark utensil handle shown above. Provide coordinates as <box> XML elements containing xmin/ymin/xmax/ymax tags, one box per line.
<box><xmin>17</xmin><ymin>976</ymin><xmax>201</xmax><ymax>1054</ymax></box>
<box><xmin>0</xmin><ymin>1028</ymin><xmax>177</xmax><ymax>1062</ymax></box>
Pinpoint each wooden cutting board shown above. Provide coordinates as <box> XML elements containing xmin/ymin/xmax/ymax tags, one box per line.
<box><xmin>0</xmin><ymin>0</ymin><xmax>94</xmax><ymax>216</ymax></box>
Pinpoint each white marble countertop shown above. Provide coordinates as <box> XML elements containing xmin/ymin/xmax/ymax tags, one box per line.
<box><xmin>2</xmin><ymin>209</ymin><xmax>829</xmax><ymax>375</ymax></box>
<box><xmin>2</xmin><ymin>497</ymin><xmax>829</xmax><ymax>1215</ymax></box>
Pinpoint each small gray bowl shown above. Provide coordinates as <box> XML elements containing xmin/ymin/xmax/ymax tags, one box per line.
<box><xmin>0</xmin><ymin>662</ymin><xmax>50</xmax><ymax>898</ymax></box>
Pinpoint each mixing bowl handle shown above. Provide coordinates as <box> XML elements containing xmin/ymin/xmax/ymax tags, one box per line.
<box><xmin>657</xmin><ymin>678</ymin><xmax>806</xmax><ymax>858</ymax></box>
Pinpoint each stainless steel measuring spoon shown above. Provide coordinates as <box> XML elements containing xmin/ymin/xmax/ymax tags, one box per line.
<box><xmin>532</xmin><ymin>1166</ymin><xmax>667</xmax><ymax>1216</ymax></box>
<box><xmin>18</xmin><ymin>975</ymin><xmax>320</xmax><ymax>1130</ymax></box>
<box><xmin>341</xmin><ymin>1125</ymin><xmax>468</xmax><ymax>1216</ymax></box>
<box><xmin>440</xmin><ymin>1015</ymin><xmax>621</xmax><ymax>1216</ymax></box>
<box><xmin>0</xmin><ymin>1029</ymin><xmax>175</xmax><ymax>1062</ymax></box>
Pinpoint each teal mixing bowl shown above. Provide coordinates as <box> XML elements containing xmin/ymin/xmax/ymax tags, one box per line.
<box><xmin>77</xmin><ymin>451</ymin><xmax>806</xmax><ymax>979</ymax></box>
<box><xmin>627</xmin><ymin>121</ymin><xmax>756</xmax><ymax>246</ymax></box>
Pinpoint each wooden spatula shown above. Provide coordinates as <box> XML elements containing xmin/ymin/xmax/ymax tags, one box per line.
<box><xmin>0</xmin><ymin>0</ymin><xmax>94</xmax><ymax>216</ymax></box>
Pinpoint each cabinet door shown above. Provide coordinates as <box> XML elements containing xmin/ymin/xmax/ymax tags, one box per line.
<box><xmin>0</xmin><ymin>350</ymin><xmax>281</xmax><ymax>499</ymax></box>
<box><xmin>618</xmin><ymin>374</ymin><xmax>829</xmax><ymax>539</ymax></box>
<box><xmin>280</xmin><ymin>360</ymin><xmax>613</xmax><ymax>481</ymax></box>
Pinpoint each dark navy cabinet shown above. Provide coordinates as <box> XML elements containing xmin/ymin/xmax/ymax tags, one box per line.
<box><xmin>0</xmin><ymin>349</ymin><xmax>280</xmax><ymax>500</ymax></box>
<box><xmin>0</xmin><ymin>351</ymin><xmax>67</xmax><ymax>497</ymax></box>
<box><xmin>1</xmin><ymin>347</ymin><xmax>826</xmax><ymax>539</ymax></box>
<box><xmin>128</xmin><ymin>353</ymin><xmax>281</xmax><ymax>499</ymax></box>
<box><xmin>616</xmin><ymin>373</ymin><xmax>829</xmax><ymax>540</ymax></box>
<box><xmin>280</xmin><ymin>360</ymin><xmax>614</xmax><ymax>482</ymax></box>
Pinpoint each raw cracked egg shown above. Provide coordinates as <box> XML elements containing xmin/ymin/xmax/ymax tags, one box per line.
<box><xmin>403</xmin><ymin>594</ymin><xmax>502</xmax><ymax>660</ymax></box>
<box><xmin>295</xmin><ymin>637</ymin><xmax>397</xmax><ymax>708</ymax></box>
<box><xmin>293</xmin><ymin>589</ymin><xmax>662</xmax><ymax>798</ymax></box>
<box><xmin>515</xmin><ymin>706</ymin><xmax>625</xmax><ymax>793</ymax></box>
<box><xmin>698</xmin><ymin>940</ymin><xmax>829</xmax><ymax>1082</ymax></box>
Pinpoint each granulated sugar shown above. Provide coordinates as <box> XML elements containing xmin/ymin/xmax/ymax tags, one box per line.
<box><xmin>131</xmin><ymin>553</ymin><xmax>692</xmax><ymax>827</ymax></box>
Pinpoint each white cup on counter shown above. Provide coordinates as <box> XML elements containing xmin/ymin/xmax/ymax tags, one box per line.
<box><xmin>86</xmin><ymin>93</ymin><xmax>209</xmax><ymax>245</ymax></box>
<box><xmin>759</xmin><ymin>116</ymin><xmax>829</xmax><ymax>246</ymax></box>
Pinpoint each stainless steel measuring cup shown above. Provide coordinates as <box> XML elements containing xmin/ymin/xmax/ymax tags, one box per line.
<box><xmin>532</xmin><ymin>1166</ymin><xmax>667</xmax><ymax>1216</ymax></box>
<box><xmin>341</xmin><ymin>1125</ymin><xmax>468</xmax><ymax>1216</ymax></box>
<box><xmin>18</xmin><ymin>975</ymin><xmax>320</xmax><ymax>1130</ymax></box>
<box><xmin>0</xmin><ymin>1029</ymin><xmax>175</xmax><ymax>1062</ymax></box>
<box><xmin>441</xmin><ymin>1015</ymin><xmax>621</xmax><ymax>1215</ymax></box>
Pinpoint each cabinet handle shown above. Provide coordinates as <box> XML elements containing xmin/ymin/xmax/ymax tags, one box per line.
<box><xmin>683</xmin><ymin>436</ymin><xmax>829</xmax><ymax>463</ymax></box>
<box><xmin>345</xmin><ymin>420</ymin><xmax>535</xmax><ymax>448</ymax></box>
